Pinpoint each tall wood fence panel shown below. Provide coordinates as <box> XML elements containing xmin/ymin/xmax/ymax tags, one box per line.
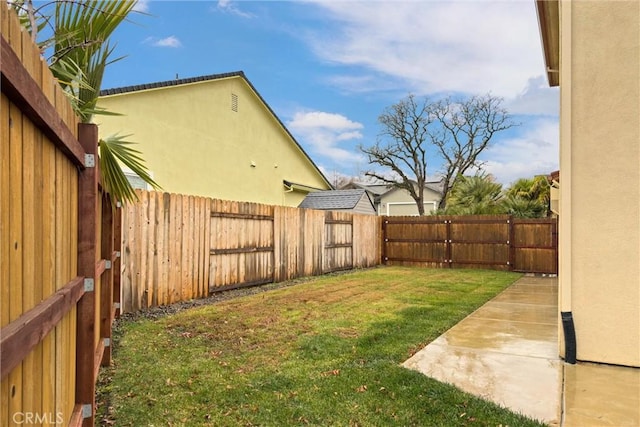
<box><xmin>121</xmin><ymin>191</ymin><xmax>382</xmax><ymax>312</ymax></box>
<box><xmin>121</xmin><ymin>191</ymin><xmax>211</xmax><ymax>312</ymax></box>
<box><xmin>1</xmin><ymin>7</ymin><xmax>120</xmax><ymax>427</ymax></box>
<box><xmin>209</xmin><ymin>199</ymin><xmax>273</xmax><ymax>290</ymax></box>
<box><xmin>512</xmin><ymin>218</ymin><xmax>558</xmax><ymax>274</ymax></box>
<box><xmin>323</xmin><ymin>211</ymin><xmax>354</xmax><ymax>273</ymax></box>
<box><xmin>382</xmin><ymin>215</ymin><xmax>557</xmax><ymax>274</ymax></box>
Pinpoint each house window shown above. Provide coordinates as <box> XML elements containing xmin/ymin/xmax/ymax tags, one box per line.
<box><xmin>124</xmin><ymin>171</ymin><xmax>150</xmax><ymax>190</ymax></box>
<box><xmin>231</xmin><ymin>93</ymin><xmax>238</xmax><ymax>112</ymax></box>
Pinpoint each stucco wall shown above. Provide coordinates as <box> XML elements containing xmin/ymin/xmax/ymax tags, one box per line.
<box><xmin>96</xmin><ymin>76</ymin><xmax>329</xmax><ymax>206</ymax></box>
<box><xmin>560</xmin><ymin>0</ymin><xmax>639</xmax><ymax>366</ymax></box>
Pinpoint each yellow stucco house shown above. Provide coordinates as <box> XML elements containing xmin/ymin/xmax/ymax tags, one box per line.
<box><xmin>537</xmin><ymin>0</ymin><xmax>639</xmax><ymax>367</ymax></box>
<box><xmin>96</xmin><ymin>71</ymin><xmax>331</xmax><ymax>206</ymax></box>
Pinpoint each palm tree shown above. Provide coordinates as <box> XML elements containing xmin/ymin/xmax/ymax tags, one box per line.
<box><xmin>11</xmin><ymin>0</ymin><xmax>159</xmax><ymax>203</ymax></box>
<box><xmin>504</xmin><ymin>176</ymin><xmax>550</xmax><ymax>217</ymax></box>
<box><xmin>500</xmin><ymin>195</ymin><xmax>547</xmax><ymax>218</ymax></box>
<box><xmin>442</xmin><ymin>174</ymin><xmax>504</xmax><ymax>215</ymax></box>
<box><xmin>505</xmin><ymin>176</ymin><xmax>550</xmax><ymax>204</ymax></box>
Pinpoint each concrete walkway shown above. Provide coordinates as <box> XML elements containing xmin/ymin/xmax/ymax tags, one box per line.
<box><xmin>403</xmin><ymin>276</ymin><xmax>640</xmax><ymax>426</ymax></box>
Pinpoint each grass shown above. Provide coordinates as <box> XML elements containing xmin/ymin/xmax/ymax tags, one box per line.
<box><xmin>97</xmin><ymin>267</ymin><xmax>545</xmax><ymax>426</ymax></box>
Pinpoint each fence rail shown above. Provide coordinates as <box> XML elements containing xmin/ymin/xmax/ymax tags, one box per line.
<box><xmin>381</xmin><ymin>215</ymin><xmax>557</xmax><ymax>274</ymax></box>
<box><xmin>1</xmin><ymin>7</ymin><xmax>120</xmax><ymax>427</ymax></box>
<box><xmin>121</xmin><ymin>191</ymin><xmax>381</xmax><ymax>313</ymax></box>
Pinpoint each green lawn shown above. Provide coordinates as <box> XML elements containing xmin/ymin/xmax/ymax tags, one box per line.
<box><xmin>98</xmin><ymin>267</ymin><xmax>545</xmax><ymax>426</ymax></box>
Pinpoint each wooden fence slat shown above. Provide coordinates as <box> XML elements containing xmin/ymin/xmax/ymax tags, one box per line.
<box><xmin>41</xmin><ymin>62</ymin><xmax>57</xmax><ymax>427</ymax></box>
<box><xmin>0</xmin><ymin>92</ymin><xmax>11</xmax><ymax>427</ymax></box>
<box><xmin>139</xmin><ymin>190</ymin><xmax>149</xmax><ymax>309</ymax></box>
<box><xmin>159</xmin><ymin>192</ymin><xmax>169</xmax><ymax>307</ymax></box>
<box><xmin>112</xmin><ymin>202</ymin><xmax>122</xmax><ymax>319</ymax></box>
<box><xmin>8</xmin><ymin>99</ymin><xmax>25</xmax><ymax>427</ymax></box>
<box><xmin>20</xmin><ymin>26</ymin><xmax>39</xmax><ymax>416</ymax></box>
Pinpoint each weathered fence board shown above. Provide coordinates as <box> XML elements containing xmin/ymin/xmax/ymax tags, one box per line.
<box><xmin>323</xmin><ymin>211</ymin><xmax>354</xmax><ymax>273</ymax></box>
<box><xmin>121</xmin><ymin>192</ymin><xmax>382</xmax><ymax>312</ymax></box>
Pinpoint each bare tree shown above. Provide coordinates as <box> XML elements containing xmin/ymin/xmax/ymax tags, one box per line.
<box><xmin>430</xmin><ymin>94</ymin><xmax>516</xmax><ymax>209</ymax></box>
<box><xmin>360</xmin><ymin>93</ymin><xmax>515</xmax><ymax>214</ymax></box>
<box><xmin>359</xmin><ymin>95</ymin><xmax>433</xmax><ymax>215</ymax></box>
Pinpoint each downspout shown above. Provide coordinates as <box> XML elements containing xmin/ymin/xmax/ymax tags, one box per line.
<box><xmin>561</xmin><ymin>312</ymin><xmax>576</xmax><ymax>364</ymax></box>
<box><xmin>558</xmin><ymin>0</ymin><xmax>576</xmax><ymax>364</ymax></box>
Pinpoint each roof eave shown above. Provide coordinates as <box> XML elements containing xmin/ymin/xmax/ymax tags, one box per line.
<box><xmin>536</xmin><ymin>0</ymin><xmax>560</xmax><ymax>87</ymax></box>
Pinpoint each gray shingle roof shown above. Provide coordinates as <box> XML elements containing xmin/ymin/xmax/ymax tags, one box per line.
<box><xmin>298</xmin><ymin>189</ymin><xmax>367</xmax><ymax>210</ymax></box>
<box><xmin>99</xmin><ymin>71</ymin><xmax>246</xmax><ymax>96</ymax></box>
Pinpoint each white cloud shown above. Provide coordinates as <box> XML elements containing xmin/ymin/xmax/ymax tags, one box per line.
<box><xmin>289</xmin><ymin>111</ymin><xmax>363</xmax><ymax>131</ymax></box>
<box><xmin>215</xmin><ymin>0</ymin><xmax>254</xmax><ymax>18</ymax></box>
<box><xmin>133</xmin><ymin>0</ymin><xmax>149</xmax><ymax>13</ymax></box>
<box><xmin>506</xmin><ymin>76</ymin><xmax>559</xmax><ymax>116</ymax></box>
<box><xmin>288</xmin><ymin>111</ymin><xmax>365</xmax><ymax>163</ymax></box>
<box><xmin>153</xmin><ymin>36</ymin><xmax>182</xmax><ymax>48</ymax></box>
<box><xmin>304</xmin><ymin>1</ymin><xmax>546</xmax><ymax>99</ymax></box>
<box><xmin>482</xmin><ymin>117</ymin><xmax>559</xmax><ymax>185</ymax></box>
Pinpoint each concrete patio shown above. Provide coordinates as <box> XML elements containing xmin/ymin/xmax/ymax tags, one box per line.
<box><xmin>403</xmin><ymin>276</ymin><xmax>640</xmax><ymax>426</ymax></box>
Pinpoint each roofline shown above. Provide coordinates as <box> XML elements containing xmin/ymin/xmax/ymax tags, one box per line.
<box><xmin>535</xmin><ymin>0</ymin><xmax>560</xmax><ymax>87</ymax></box>
<box><xmin>100</xmin><ymin>71</ymin><xmax>333</xmax><ymax>189</ymax></box>
<box><xmin>99</xmin><ymin>71</ymin><xmax>247</xmax><ymax>96</ymax></box>
<box><xmin>283</xmin><ymin>180</ymin><xmax>326</xmax><ymax>193</ymax></box>
<box><xmin>362</xmin><ymin>190</ymin><xmax>376</xmax><ymax>212</ymax></box>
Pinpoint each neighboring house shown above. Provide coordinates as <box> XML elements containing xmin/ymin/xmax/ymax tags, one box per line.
<box><xmin>96</xmin><ymin>71</ymin><xmax>331</xmax><ymax>206</ymax></box>
<box><xmin>298</xmin><ymin>189</ymin><xmax>376</xmax><ymax>215</ymax></box>
<box><xmin>537</xmin><ymin>1</ymin><xmax>639</xmax><ymax>367</ymax></box>
<box><xmin>342</xmin><ymin>180</ymin><xmax>443</xmax><ymax>215</ymax></box>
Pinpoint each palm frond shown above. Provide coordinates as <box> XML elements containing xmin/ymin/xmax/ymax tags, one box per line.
<box><xmin>99</xmin><ymin>134</ymin><xmax>161</xmax><ymax>203</ymax></box>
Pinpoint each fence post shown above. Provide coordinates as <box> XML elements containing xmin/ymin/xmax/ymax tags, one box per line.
<box><xmin>76</xmin><ymin>123</ymin><xmax>99</xmax><ymax>427</ymax></box>
<box><xmin>100</xmin><ymin>193</ymin><xmax>114</xmax><ymax>366</ymax></box>
<box><xmin>381</xmin><ymin>218</ymin><xmax>388</xmax><ymax>264</ymax></box>
<box><xmin>508</xmin><ymin>216</ymin><xmax>515</xmax><ymax>271</ymax></box>
<box><xmin>113</xmin><ymin>202</ymin><xmax>122</xmax><ymax>318</ymax></box>
<box><xmin>445</xmin><ymin>219</ymin><xmax>452</xmax><ymax>268</ymax></box>
<box><xmin>551</xmin><ymin>218</ymin><xmax>558</xmax><ymax>274</ymax></box>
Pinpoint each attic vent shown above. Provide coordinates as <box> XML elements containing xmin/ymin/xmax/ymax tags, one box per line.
<box><xmin>231</xmin><ymin>93</ymin><xmax>238</xmax><ymax>112</ymax></box>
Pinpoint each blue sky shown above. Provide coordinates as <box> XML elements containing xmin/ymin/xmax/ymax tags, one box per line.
<box><xmin>102</xmin><ymin>0</ymin><xmax>559</xmax><ymax>186</ymax></box>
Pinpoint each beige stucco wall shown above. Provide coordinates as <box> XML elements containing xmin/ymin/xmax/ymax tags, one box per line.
<box><xmin>96</xmin><ymin>76</ymin><xmax>330</xmax><ymax>206</ymax></box>
<box><xmin>559</xmin><ymin>0</ymin><xmax>639</xmax><ymax>367</ymax></box>
<box><xmin>379</xmin><ymin>187</ymin><xmax>441</xmax><ymax>215</ymax></box>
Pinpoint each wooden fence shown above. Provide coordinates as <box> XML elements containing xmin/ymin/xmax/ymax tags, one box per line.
<box><xmin>1</xmin><ymin>7</ymin><xmax>120</xmax><ymax>427</ymax></box>
<box><xmin>121</xmin><ymin>191</ymin><xmax>382</xmax><ymax>312</ymax></box>
<box><xmin>382</xmin><ymin>215</ymin><xmax>557</xmax><ymax>274</ymax></box>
